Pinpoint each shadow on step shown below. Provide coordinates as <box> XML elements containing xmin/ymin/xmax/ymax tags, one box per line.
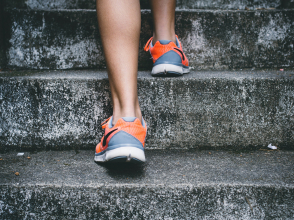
<box><xmin>95</xmin><ymin>162</ymin><xmax>146</xmax><ymax>179</ymax></box>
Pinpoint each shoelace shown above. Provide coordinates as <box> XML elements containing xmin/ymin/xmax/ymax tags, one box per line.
<box><xmin>144</xmin><ymin>37</ymin><xmax>153</xmax><ymax>52</ymax></box>
<box><xmin>101</xmin><ymin>117</ymin><xmax>111</xmax><ymax>129</ymax></box>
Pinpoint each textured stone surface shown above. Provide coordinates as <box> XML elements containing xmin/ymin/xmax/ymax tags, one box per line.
<box><xmin>0</xmin><ymin>0</ymin><xmax>5</xmax><ymax>69</ymax></box>
<box><xmin>0</xmin><ymin>70</ymin><xmax>294</xmax><ymax>152</ymax></box>
<box><xmin>174</xmin><ymin>0</ymin><xmax>293</xmax><ymax>9</ymax></box>
<box><xmin>0</xmin><ymin>150</ymin><xmax>293</xmax><ymax>219</ymax></box>
<box><xmin>4</xmin><ymin>0</ymin><xmax>293</xmax><ymax>10</ymax></box>
<box><xmin>3</xmin><ymin>9</ymin><xmax>294</xmax><ymax>70</ymax></box>
<box><xmin>4</xmin><ymin>9</ymin><xmax>105</xmax><ymax>70</ymax></box>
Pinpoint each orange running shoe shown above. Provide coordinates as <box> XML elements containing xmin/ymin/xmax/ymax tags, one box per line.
<box><xmin>144</xmin><ymin>35</ymin><xmax>190</xmax><ymax>76</ymax></box>
<box><xmin>94</xmin><ymin>116</ymin><xmax>147</xmax><ymax>163</ymax></box>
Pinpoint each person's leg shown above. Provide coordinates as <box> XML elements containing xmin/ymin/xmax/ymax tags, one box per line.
<box><xmin>149</xmin><ymin>0</ymin><xmax>176</xmax><ymax>44</ymax></box>
<box><xmin>96</xmin><ymin>0</ymin><xmax>141</xmax><ymax>125</ymax></box>
<box><xmin>95</xmin><ymin>0</ymin><xmax>147</xmax><ymax>163</ymax></box>
<box><xmin>144</xmin><ymin>0</ymin><xmax>189</xmax><ymax>77</ymax></box>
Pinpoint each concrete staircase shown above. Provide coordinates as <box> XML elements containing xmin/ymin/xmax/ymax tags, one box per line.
<box><xmin>1</xmin><ymin>150</ymin><xmax>294</xmax><ymax>219</ymax></box>
<box><xmin>1</xmin><ymin>0</ymin><xmax>294</xmax><ymax>219</ymax></box>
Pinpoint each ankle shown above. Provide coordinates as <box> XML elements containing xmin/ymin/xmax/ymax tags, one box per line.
<box><xmin>112</xmin><ymin>109</ymin><xmax>142</xmax><ymax>125</ymax></box>
<box><xmin>152</xmin><ymin>33</ymin><xmax>176</xmax><ymax>44</ymax></box>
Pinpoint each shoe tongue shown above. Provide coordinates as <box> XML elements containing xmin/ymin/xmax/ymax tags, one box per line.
<box><xmin>122</xmin><ymin>117</ymin><xmax>137</xmax><ymax>122</ymax></box>
<box><xmin>159</xmin><ymin>40</ymin><xmax>172</xmax><ymax>45</ymax></box>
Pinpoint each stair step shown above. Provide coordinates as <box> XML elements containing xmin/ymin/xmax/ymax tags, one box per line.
<box><xmin>4</xmin><ymin>0</ymin><xmax>293</xmax><ymax>10</ymax></box>
<box><xmin>2</xmin><ymin>9</ymin><xmax>294</xmax><ymax>70</ymax></box>
<box><xmin>0</xmin><ymin>150</ymin><xmax>293</xmax><ymax>219</ymax></box>
<box><xmin>1</xmin><ymin>70</ymin><xmax>294</xmax><ymax>152</ymax></box>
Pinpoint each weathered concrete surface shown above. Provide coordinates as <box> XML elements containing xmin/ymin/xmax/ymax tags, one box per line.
<box><xmin>0</xmin><ymin>70</ymin><xmax>294</xmax><ymax>152</ymax></box>
<box><xmin>4</xmin><ymin>9</ymin><xmax>105</xmax><ymax>70</ymax></box>
<box><xmin>4</xmin><ymin>0</ymin><xmax>97</xmax><ymax>10</ymax></box>
<box><xmin>0</xmin><ymin>150</ymin><xmax>293</xmax><ymax>219</ymax></box>
<box><xmin>3</xmin><ymin>9</ymin><xmax>294</xmax><ymax>70</ymax></box>
<box><xmin>174</xmin><ymin>0</ymin><xmax>293</xmax><ymax>9</ymax></box>
<box><xmin>4</xmin><ymin>0</ymin><xmax>294</xmax><ymax>10</ymax></box>
<box><xmin>0</xmin><ymin>0</ymin><xmax>5</xmax><ymax>70</ymax></box>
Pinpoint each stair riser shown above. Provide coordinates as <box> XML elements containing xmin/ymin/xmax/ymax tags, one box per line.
<box><xmin>4</xmin><ymin>0</ymin><xmax>293</xmax><ymax>10</ymax></box>
<box><xmin>1</xmin><ymin>72</ymin><xmax>293</xmax><ymax>151</ymax></box>
<box><xmin>3</xmin><ymin>10</ymin><xmax>294</xmax><ymax>70</ymax></box>
<box><xmin>1</xmin><ymin>185</ymin><xmax>293</xmax><ymax>219</ymax></box>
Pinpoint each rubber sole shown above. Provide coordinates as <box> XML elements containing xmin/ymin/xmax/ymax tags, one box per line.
<box><xmin>94</xmin><ymin>146</ymin><xmax>146</xmax><ymax>163</ymax></box>
<box><xmin>151</xmin><ymin>64</ymin><xmax>190</xmax><ymax>77</ymax></box>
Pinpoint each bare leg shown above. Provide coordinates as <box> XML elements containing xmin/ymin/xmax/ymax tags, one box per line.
<box><xmin>96</xmin><ymin>0</ymin><xmax>142</xmax><ymax>124</ymax></box>
<box><xmin>149</xmin><ymin>0</ymin><xmax>177</xmax><ymax>44</ymax></box>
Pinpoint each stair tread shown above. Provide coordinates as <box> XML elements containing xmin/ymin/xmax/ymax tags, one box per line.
<box><xmin>1</xmin><ymin>150</ymin><xmax>293</xmax><ymax>187</ymax></box>
<box><xmin>1</xmin><ymin>69</ymin><xmax>294</xmax><ymax>79</ymax></box>
<box><xmin>4</xmin><ymin>0</ymin><xmax>293</xmax><ymax>10</ymax></box>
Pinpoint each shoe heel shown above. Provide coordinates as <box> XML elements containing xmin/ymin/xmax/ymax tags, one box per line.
<box><xmin>105</xmin><ymin>146</ymin><xmax>146</xmax><ymax>162</ymax></box>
